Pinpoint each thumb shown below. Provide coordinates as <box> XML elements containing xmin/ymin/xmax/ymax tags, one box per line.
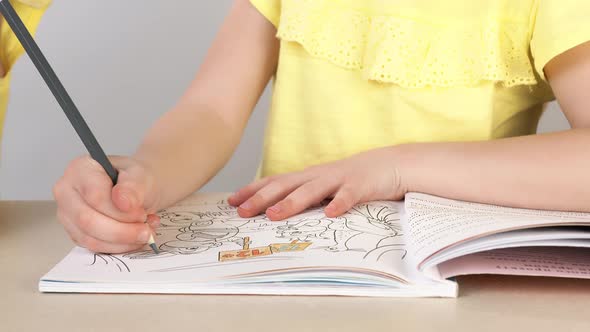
<box><xmin>112</xmin><ymin>180</ymin><xmax>144</xmax><ymax>214</ymax></box>
<box><xmin>111</xmin><ymin>165</ymin><xmax>151</xmax><ymax>216</ymax></box>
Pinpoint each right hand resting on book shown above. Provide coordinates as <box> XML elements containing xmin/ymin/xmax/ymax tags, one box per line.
<box><xmin>53</xmin><ymin>155</ymin><xmax>161</xmax><ymax>254</ymax></box>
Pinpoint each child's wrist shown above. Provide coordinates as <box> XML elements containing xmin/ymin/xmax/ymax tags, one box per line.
<box><xmin>130</xmin><ymin>153</ymin><xmax>164</xmax><ymax>211</ymax></box>
<box><xmin>390</xmin><ymin>143</ymin><xmax>421</xmax><ymax>195</ymax></box>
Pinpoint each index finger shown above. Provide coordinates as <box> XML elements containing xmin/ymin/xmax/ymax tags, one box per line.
<box><xmin>67</xmin><ymin>156</ymin><xmax>147</xmax><ymax>223</ymax></box>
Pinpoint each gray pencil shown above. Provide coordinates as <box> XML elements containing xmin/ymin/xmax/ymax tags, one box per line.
<box><xmin>0</xmin><ymin>0</ymin><xmax>159</xmax><ymax>254</ymax></box>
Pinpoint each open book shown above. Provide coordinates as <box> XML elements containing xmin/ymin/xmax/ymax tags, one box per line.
<box><xmin>40</xmin><ymin>192</ymin><xmax>590</xmax><ymax>297</ymax></box>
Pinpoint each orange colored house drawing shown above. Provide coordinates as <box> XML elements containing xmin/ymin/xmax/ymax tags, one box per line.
<box><xmin>218</xmin><ymin>237</ymin><xmax>312</xmax><ymax>262</ymax></box>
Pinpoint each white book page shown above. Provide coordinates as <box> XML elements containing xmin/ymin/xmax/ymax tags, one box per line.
<box><xmin>421</xmin><ymin>228</ymin><xmax>590</xmax><ymax>270</ymax></box>
<box><xmin>42</xmin><ymin>200</ymin><xmax>426</xmax><ymax>287</ymax></box>
<box><xmin>404</xmin><ymin>193</ymin><xmax>590</xmax><ymax>269</ymax></box>
<box><xmin>438</xmin><ymin>247</ymin><xmax>590</xmax><ymax>279</ymax></box>
<box><xmin>172</xmin><ymin>192</ymin><xmax>230</xmax><ymax>206</ymax></box>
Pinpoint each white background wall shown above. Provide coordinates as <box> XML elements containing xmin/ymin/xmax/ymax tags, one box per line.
<box><xmin>0</xmin><ymin>0</ymin><xmax>570</xmax><ymax>200</ymax></box>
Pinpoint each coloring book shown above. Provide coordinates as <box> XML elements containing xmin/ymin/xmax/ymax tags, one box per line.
<box><xmin>40</xmin><ymin>192</ymin><xmax>590</xmax><ymax>297</ymax></box>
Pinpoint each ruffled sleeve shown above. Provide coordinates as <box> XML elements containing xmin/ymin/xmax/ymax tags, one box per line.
<box><xmin>272</xmin><ymin>0</ymin><xmax>538</xmax><ymax>88</ymax></box>
<box><xmin>0</xmin><ymin>0</ymin><xmax>50</xmax><ymax>141</ymax></box>
<box><xmin>531</xmin><ymin>0</ymin><xmax>590</xmax><ymax>81</ymax></box>
<box><xmin>249</xmin><ymin>0</ymin><xmax>281</xmax><ymax>28</ymax></box>
<box><xmin>0</xmin><ymin>0</ymin><xmax>51</xmax><ymax>73</ymax></box>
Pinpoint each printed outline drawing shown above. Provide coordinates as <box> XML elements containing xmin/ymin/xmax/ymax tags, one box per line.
<box><xmin>122</xmin><ymin>210</ymin><xmax>271</xmax><ymax>260</ymax></box>
<box><xmin>92</xmin><ymin>201</ymin><xmax>406</xmax><ymax>272</ymax></box>
<box><xmin>275</xmin><ymin>203</ymin><xmax>406</xmax><ymax>262</ymax></box>
<box><xmin>90</xmin><ymin>254</ymin><xmax>131</xmax><ymax>272</ymax></box>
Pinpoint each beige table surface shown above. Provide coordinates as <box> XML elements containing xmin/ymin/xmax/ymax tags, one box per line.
<box><xmin>1</xmin><ymin>201</ymin><xmax>589</xmax><ymax>332</ymax></box>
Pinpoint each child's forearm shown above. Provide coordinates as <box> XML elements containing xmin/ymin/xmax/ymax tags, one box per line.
<box><xmin>133</xmin><ymin>0</ymin><xmax>279</xmax><ymax>210</ymax></box>
<box><xmin>397</xmin><ymin>128</ymin><xmax>590</xmax><ymax>212</ymax></box>
<box><xmin>134</xmin><ymin>103</ymin><xmax>244</xmax><ymax>210</ymax></box>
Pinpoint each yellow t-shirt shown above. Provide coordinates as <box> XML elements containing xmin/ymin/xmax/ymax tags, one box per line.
<box><xmin>250</xmin><ymin>0</ymin><xmax>590</xmax><ymax>177</ymax></box>
<box><xmin>0</xmin><ymin>0</ymin><xmax>50</xmax><ymax>140</ymax></box>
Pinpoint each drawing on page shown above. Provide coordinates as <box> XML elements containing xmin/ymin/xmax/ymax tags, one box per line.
<box><xmin>88</xmin><ymin>202</ymin><xmax>405</xmax><ymax>273</ymax></box>
<box><xmin>89</xmin><ymin>254</ymin><xmax>131</xmax><ymax>272</ymax></box>
<box><xmin>218</xmin><ymin>236</ymin><xmax>312</xmax><ymax>262</ymax></box>
<box><xmin>122</xmin><ymin>210</ymin><xmax>270</xmax><ymax>260</ymax></box>
<box><xmin>275</xmin><ymin>204</ymin><xmax>406</xmax><ymax>261</ymax></box>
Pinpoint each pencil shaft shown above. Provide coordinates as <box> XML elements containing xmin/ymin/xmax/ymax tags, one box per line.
<box><xmin>0</xmin><ymin>0</ymin><xmax>118</xmax><ymax>184</ymax></box>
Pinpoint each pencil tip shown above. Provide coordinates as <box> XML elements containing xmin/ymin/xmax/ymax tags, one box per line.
<box><xmin>149</xmin><ymin>242</ymin><xmax>160</xmax><ymax>254</ymax></box>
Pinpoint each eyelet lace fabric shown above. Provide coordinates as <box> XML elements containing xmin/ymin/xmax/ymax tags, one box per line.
<box><xmin>276</xmin><ymin>0</ymin><xmax>537</xmax><ymax>88</ymax></box>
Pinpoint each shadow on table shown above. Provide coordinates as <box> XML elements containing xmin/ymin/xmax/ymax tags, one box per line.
<box><xmin>458</xmin><ymin>274</ymin><xmax>590</xmax><ymax>297</ymax></box>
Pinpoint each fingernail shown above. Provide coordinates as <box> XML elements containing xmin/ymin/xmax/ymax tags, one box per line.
<box><xmin>138</xmin><ymin>229</ymin><xmax>150</xmax><ymax>243</ymax></box>
<box><xmin>148</xmin><ymin>217</ymin><xmax>161</xmax><ymax>228</ymax></box>
<box><xmin>240</xmin><ymin>201</ymin><xmax>253</xmax><ymax>211</ymax></box>
<box><xmin>325</xmin><ymin>204</ymin><xmax>336</xmax><ymax>215</ymax></box>
<box><xmin>267</xmin><ymin>205</ymin><xmax>281</xmax><ymax>214</ymax></box>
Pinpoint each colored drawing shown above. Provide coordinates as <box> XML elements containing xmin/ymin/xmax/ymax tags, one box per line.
<box><xmin>270</xmin><ymin>240</ymin><xmax>312</xmax><ymax>253</ymax></box>
<box><xmin>218</xmin><ymin>237</ymin><xmax>311</xmax><ymax>262</ymax></box>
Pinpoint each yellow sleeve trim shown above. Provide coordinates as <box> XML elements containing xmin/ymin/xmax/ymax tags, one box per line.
<box><xmin>1</xmin><ymin>0</ymin><xmax>51</xmax><ymax>73</ymax></box>
<box><xmin>530</xmin><ymin>1</ymin><xmax>590</xmax><ymax>81</ymax></box>
<box><xmin>14</xmin><ymin>0</ymin><xmax>51</xmax><ymax>9</ymax></box>
<box><xmin>249</xmin><ymin>0</ymin><xmax>280</xmax><ymax>28</ymax></box>
<box><xmin>532</xmin><ymin>32</ymin><xmax>590</xmax><ymax>82</ymax></box>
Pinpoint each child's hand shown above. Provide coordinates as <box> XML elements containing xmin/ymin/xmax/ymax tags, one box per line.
<box><xmin>228</xmin><ymin>147</ymin><xmax>407</xmax><ymax>221</ymax></box>
<box><xmin>53</xmin><ymin>156</ymin><xmax>161</xmax><ymax>253</ymax></box>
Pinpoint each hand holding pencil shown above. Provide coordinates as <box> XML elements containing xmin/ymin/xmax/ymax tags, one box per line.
<box><xmin>54</xmin><ymin>156</ymin><xmax>162</xmax><ymax>254</ymax></box>
<box><xmin>0</xmin><ymin>0</ymin><xmax>160</xmax><ymax>254</ymax></box>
